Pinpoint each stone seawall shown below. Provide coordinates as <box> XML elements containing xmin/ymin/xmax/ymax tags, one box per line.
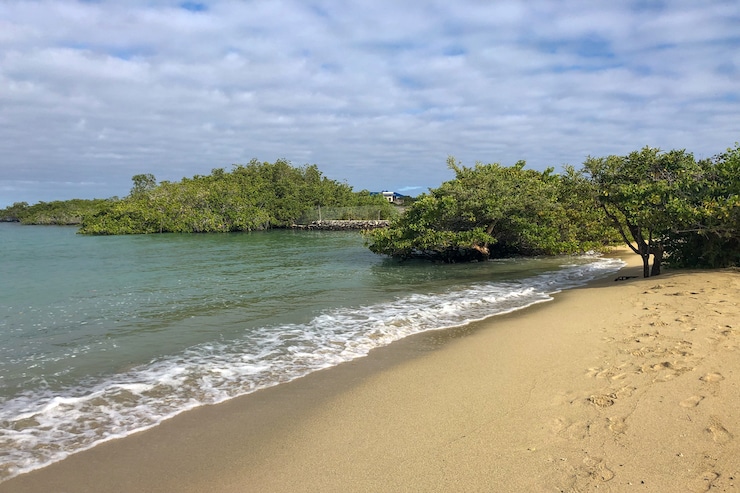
<box><xmin>292</xmin><ymin>220</ymin><xmax>389</xmax><ymax>230</ymax></box>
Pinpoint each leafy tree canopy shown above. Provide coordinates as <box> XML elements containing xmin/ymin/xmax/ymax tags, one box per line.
<box><xmin>661</xmin><ymin>144</ymin><xmax>740</xmax><ymax>269</ymax></box>
<box><xmin>365</xmin><ymin>157</ymin><xmax>617</xmax><ymax>262</ymax></box>
<box><xmin>0</xmin><ymin>199</ymin><xmax>109</xmax><ymax>225</ymax></box>
<box><xmin>366</xmin><ymin>144</ymin><xmax>738</xmax><ymax>272</ymax></box>
<box><xmin>582</xmin><ymin>144</ymin><xmax>739</xmax><ymax>276</ymax></box>
<box><xmin>78</xmin><ymin>159</ymin><xmax>394</xmax><ymax>234</ymax></box>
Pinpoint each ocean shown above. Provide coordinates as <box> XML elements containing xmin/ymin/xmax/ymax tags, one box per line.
<box><xmin>0</xmin><ymin>223</ymin><xmax>624</xmax><ymax>481</ymax></box>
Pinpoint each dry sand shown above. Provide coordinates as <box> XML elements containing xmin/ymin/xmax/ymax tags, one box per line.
<box><xmin>1</xmin><ymin>253</ymin><xmax>738</xmax><ymax>492</ymax></box>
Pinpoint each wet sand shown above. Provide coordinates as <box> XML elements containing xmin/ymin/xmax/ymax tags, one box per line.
<box><xmin>1</xmin><ymin>254</ymin><xmax>738</xmax><ymax>492</ymax></box>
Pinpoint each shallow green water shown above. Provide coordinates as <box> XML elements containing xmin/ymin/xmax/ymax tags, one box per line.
<box><xmin>0</xmin><ymin>223</ymin><xmax>623</xmax><ymax>480</ymax></box>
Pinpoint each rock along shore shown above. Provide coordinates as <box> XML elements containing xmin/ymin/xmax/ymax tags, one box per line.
<box><xmin>292</xmin><ymin>219</ymin><xmax>389</xmax><ymax>230</ymax></box>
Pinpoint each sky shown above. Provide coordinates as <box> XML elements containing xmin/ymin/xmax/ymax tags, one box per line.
<box><xmin>1</xmin><ymin>1</ymin><xmax>739</xmax><ymax>207</ymax></box>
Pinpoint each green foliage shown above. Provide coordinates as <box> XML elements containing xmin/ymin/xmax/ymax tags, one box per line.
<box><xmin>365</xmin><ymin>158</ymin><xmax>616</xmax><ymax>262</ymax></box>
<box><xmin>581</xmin><ymin>145</ymin><xmax>739</xmax><ymax>275</ymax></box>
<box><xmin>365</xmin><ymin>193</ymin><xmax>495</xmax><ymax>261</ymax></box>
<box><xmin>368</xmin><ymin>144</ymin><xmax>737</xmax><ymax>268</ymax></box>
<box><xmin>662</xmin><ymin>144</ymin><xmax>740</xmax><ymax>268</ymax></box>
<box><xmin>79</xmin><ymin>159</ymin><xmax>393</xmax><ymax>234</ymax></box>
<box><xmin>558</xmin><ymin>166</ymin><xmax>622</xmax><ymax>250</ymax></box>
<box><xmin>130</xmin><ymin>173</ymin><xmax>157</xmax><ymax>198</ymax></box>
<box><xmin>582</xmin><ymin>147</ymin><xmax>690</xmax><ymax>276</ymax></box>
<box><xmin>0</xmin><ymin>199</ymin><xmax>110</xmax><ymax>225</ymax></box>
<box><xmin>296</xmin><ymin>203</ymin><xmax>398</xmax><ymax>223</ymax></box>
<box><xmin>1</xmin><ymin>202</ymin><xmax>29</xmax><ymax>221</ymax></box>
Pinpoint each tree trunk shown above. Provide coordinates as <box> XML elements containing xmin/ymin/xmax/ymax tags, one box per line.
<box><xmin>651</xmin><ymin>245</ymin><xmax>664</xmax><ymax>277</ymax></box>
<box><xmin>471</xmin><ymin>243</ymin><xmax>490</xmax><ymax>259</ymax></box>
<box><xmin>624</xmin><ymin>223</ymin><xmax>650</xmax><ymax>278</ymax></box>
<box><xmin>633</xmin><ymin>229</ymin><xmax>652</xmax><ymax>278</ymax></box>
<box><xmin>641</xmin><ymin>254</ymin><xmax>651</xmax><ymax>278</ymax></box>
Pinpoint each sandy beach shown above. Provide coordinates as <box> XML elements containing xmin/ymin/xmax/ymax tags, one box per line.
<box><xmin>1</xmin><ymin>252</ymin><xmax>738</xmax><ymax>493</ymax></box>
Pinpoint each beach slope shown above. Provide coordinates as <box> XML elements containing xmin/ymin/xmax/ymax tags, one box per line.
<box><xmin>1</xmin><ymin>258</ymin><xmax>738</xmax><ymax>492</ymax></box>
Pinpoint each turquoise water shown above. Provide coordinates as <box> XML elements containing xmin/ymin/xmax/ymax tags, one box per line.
<box><xmin>0</xmin><ymin>223</ymin><xmax>623</xmax><ymax>480</ymax></box>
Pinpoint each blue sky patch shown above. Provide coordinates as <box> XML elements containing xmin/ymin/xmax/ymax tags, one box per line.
<box><xmin>443</xmin><ymin>46</ymin><xmax>466</xmax><ymax>57</ymax></box>
<box><xmin>534</xmin><ymin>34</ymin><xmax>615</xmax><ymax>59</ymax></box>
<box><xmin>630</xmin><ymin>0</ymin><xmax>666</xmax><ymax>13</ymax></box>
<box><xmin>179</xmin><ymin>2</ymin><xmax>208</xmax><ymax>12</ymax></box>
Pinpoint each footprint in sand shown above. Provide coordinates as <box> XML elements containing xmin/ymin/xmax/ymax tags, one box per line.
<box><xmin>615</xmin><ymin>386</ymin><xmax>636</xmax><ymax>398</ymax></box>
<box><xmin>679</xmin><ymin>395</ymin><xmax>704</xmax><ymax>408</ymax></box>
<box><xmin>586</xmin><ymin>366</ymin><xmax>629</xmax><ymax>380</ymax></box>
<box><xmin>668</xmin><ymin>290</ymin><xmax>701</xmax><ymax>297</ymax></box>
<box><xmin>700</xmin><ymin>372</ymin><xmax>724</xmax><ymax>383</ymax></box>
<box><xmin>707</xmin><ymin>416</ymin><xmax>733</xmax><ymax>443</ymax></box>
<box><xmin>608</xmin><ymin>416</ymin><xmax>627</xmax><ymax>434</ymax></box>
<box><xmin>719</xmin><ymin>327</ymin><xmax>736</xmax><ymax>337</ymax></box>
<box><xmin>688</xmin><ymin>470</ymin><xmax>720</xmax><ymax>493</ymax></box>
<box><xmin>586</xmin><ymin>366</ymin><xmax>608</xmax><ymax>379</ymax></box>
<box><xmin>582</xmin><ymin>457</ymin><xmax>615</xmax><ymax>482</ymax></box>
<box><xmin>588</xmin><ymin>394</ymin><xmax>615</xmax><ymax>408</ymax></box>
<box><xmin>549</xmin><ymin>417</ymin><xmax>589</xmax><ymax>440</ymax></box>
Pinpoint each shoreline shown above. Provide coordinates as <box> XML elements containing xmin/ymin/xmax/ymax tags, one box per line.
<box><xmin>2</xmin><ymin>253</ymin><xmax>738</xmax><ymax>492</ymax></box>
<box><xmin>0</xmin><ymin>251</ymin><xmax>621</xmax><ymax>482</ymax></box>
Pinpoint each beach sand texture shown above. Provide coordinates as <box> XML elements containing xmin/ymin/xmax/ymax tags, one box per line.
<box><xmin>1</xmin><ymin>255</ymin><xmax>738</xmax><ymax>492</ymax></box>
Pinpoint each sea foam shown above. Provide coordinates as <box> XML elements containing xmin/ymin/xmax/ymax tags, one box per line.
<box><xmin>0</xmin><ymin>256</ymin><xmax>624</xmax><ymax>481</ymax></box>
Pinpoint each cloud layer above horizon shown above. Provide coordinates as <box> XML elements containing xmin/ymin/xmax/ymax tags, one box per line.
<box><xmin>1</xmin><ymin>0</ymin><xmax>738</xmax><ymax>206</ymax></box>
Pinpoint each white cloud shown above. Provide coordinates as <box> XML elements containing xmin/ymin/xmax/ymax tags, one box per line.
<box><xmin>0</xmin><ymin>0</ymin><xmax>738</xmax><ymax>207</ymax></box>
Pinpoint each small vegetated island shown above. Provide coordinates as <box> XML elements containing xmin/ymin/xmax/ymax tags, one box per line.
<box><xmin>79</xmin><ymin>159</ymin><xmax>397</xmax><ymax>234</ymax></box>
<box><xmin>3</xmin><ymin>159</ymin><xmax>396</xmax><ymax>232</ymax></box>
<box><xmin>3</xmin><ymin>145</ymin><xmax>738</xmax><ymax>277</ymax></box>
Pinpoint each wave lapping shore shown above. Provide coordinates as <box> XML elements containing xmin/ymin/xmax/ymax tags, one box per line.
<box><xmin>0</xmin><ymin>224</ymin><xmax>625</xmax><ymax>485</ymax></box>
<box><xmin>2</xmin><ymin>246</ymin><xmax>738</xmax><ymax>492</ymax></box>
<box><xmin>0</xmin><ymin>258</ymin><xmax>618</xmax><ymax>482</ymax></box>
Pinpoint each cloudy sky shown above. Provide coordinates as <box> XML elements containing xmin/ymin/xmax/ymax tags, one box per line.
<box><xmin>1</xmin><ymin>1</ymin><xmax>738</xmax><ymax>207</ymax></box>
